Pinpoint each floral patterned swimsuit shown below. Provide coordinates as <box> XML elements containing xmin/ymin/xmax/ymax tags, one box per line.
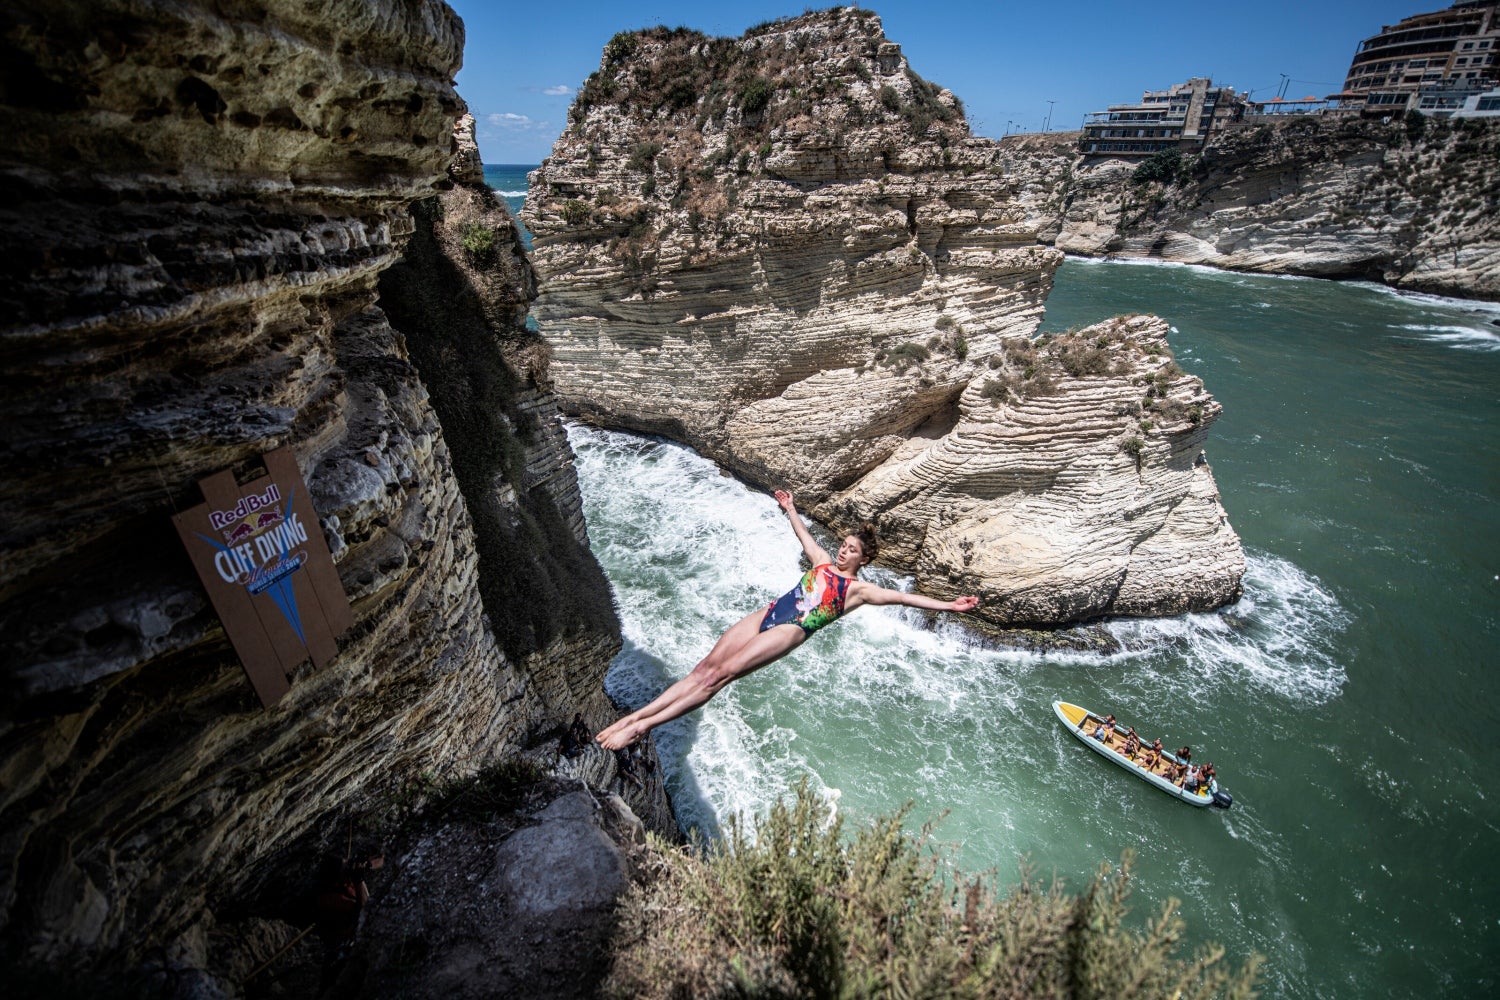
<box><xmin>759</xmin><ymin>563</ymin><xmax>850</xmax><ymax>635</ymax></box>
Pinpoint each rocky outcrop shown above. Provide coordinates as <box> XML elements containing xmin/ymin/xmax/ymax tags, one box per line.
<box><xmin>524</xmin><ymin>9</ymin><xmax>1243</xmax><ymax>627</ymax></box>
<box><xmin>0</xmin><ymin>2</ymin><xmax>656</xmax><ymax>986</ymax></box>
<box><xmin>349</xmin><ymin>782</ymin><xmax>650</xmax><ymax>1000</ymax></box>
<box><xmin>827</xmin><ymin>315</ymin><xmax>1243</xmax><ymax>623</ymax></box>
<box><xmin>995</xmin><ymin>117</ymin><xmax>1500</xmax><ymax>301</ymax></box>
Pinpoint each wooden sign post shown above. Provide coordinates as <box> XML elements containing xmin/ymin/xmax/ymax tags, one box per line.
<box><xmin>172</xmin><ymin>447</ymin><xmax>354</xmax><ymax>706</ymax></box>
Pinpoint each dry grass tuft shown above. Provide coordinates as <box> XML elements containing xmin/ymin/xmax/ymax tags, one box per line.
<box><xmin>603</xmin><ymin>780</ymin><xmax>1261</xmax><ymax>999</ymax></box>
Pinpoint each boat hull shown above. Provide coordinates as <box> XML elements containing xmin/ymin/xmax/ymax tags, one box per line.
<box><xmin>1052</xmin><ymin>701</ymin><xmax>1219</xmax><ymax>807</ymax></box>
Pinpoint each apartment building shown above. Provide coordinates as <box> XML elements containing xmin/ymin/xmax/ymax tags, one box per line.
<box><xmin>1332</xmin><ymin>0</ymin><xmax>1500</xmax><ymax>115</ymax></box>
<box><xmin>1079</xmin><ymin>78</ymin><xmax>1249</xmax><ymax>156</ymax></box>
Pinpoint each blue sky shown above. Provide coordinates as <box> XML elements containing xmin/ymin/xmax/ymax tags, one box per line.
<box><xmin>450</xmin><ymin>0</ymin><xmax>1437</xmax><ymax>163</ymax></box>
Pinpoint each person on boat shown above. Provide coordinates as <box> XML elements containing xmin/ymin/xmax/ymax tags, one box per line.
<box><xmin>1141</xmin><ymin>737</ymin><xmax>1163</xmax><ymax>770</ymax></box>
<box><xmin>1183</xmin><ymin>763</ymin><xmax>1202</xmax><ymax>793</ymax></box>
<box><xmin>1122</xmin><ymin>728</ymin><xmax>1141</xmax><ymax>759</ymax></box>
<box><xmin>595</xmin><ymin>489</ymin><xmax>981</xmax><ymax>751</ymax></box>
<box><xmin>1091</xmin><ymin>715</ymin><xmax>1116</xmax><ymax>742</ymax></box>
<box><xmin>1176</xmin><ymin>745</ymin><xmax>1192</xmax><ymax>763</ymax></box>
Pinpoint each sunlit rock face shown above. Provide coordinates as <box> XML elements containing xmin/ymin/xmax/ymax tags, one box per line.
<box><xmin>996</xmin><ymin>119</ymin><xmax>1500</xmax><ymax>301</ymax></box>
<box><xmin>0</xmin><ymin>2</ymin><xmax>639</xmax><ymax>980</ymax></box>
<box><xmin>827</xmin><ymin>315</ymin><xmax>1244</xmax><ymax>626</ymax></box>
<box><xmin>524</xmin><ymin>8</ymin><xmax>1243</xmax><ymax>627</ymax></box>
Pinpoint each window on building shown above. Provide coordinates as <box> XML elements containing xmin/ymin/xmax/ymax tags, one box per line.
<box><xmin>1462</xmin><ymin>42</ymin><xmax>1473</xmax><ymax>49</ymax></box>
<box><xmin>1477</xmin><ymin>96</ymin><xmax>1500</xmax><ymax>110</ymax></box>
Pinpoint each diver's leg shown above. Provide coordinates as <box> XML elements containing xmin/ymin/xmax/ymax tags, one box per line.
<box><xmin>597</xmin><ymin>624</ymin><xmax>806</xmax><ymax>749</ymax></box>
<box><xmin>596</xmin><ymin>606</ymin><xmax>769</xmax><ymax>744</ymax></box>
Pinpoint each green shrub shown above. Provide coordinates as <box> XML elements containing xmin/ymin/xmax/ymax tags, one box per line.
<box><xmin>603</xmin><ymin>30</ymin><xmax>638</xmax><ymax>64</ymax></box>
<box><xmin>1132</xmin><ymin>148</ymin><xmax>1183</xmax><ymax>185</ymax></box>
<box><xmin>1060</xmin><ymin>346</ymin><xmax>1112</xmax><ymax>377</ymax></box>
<box><xmin>885</xmin><ymin>341</ymin><xmax>931</xmax><ymax>372</ymax></box>
<box><xmin>1123</xmin><ymin>435</ymin><xmax>1145</xmax><ymax>458</ymax></box>
<box><xmin>561</xmin><ymin>199</ymin><xmax>590</xmax><ymax>225</ymax></box>
<box><xmin>980</xmin><ymin>378</ymin><xmax>1011</xmax><ymax>403</ymax></box>
<box><xmin>627</xmin><ymin>141</ymin><xmax>663</xmax><ymax>172</ymax></box>
<box><xmin>740</xmin><ymin>76</ymin><xmax>774</xmax><ymax>114</ymax></box>
<box><xmin>880</xmin><ymin>84</ymin><xmax>901</xmax><ymax>112</ymax></box>
<box><xmin>458</xmin><ymin>221</ymin><xmax>495</xmax><ymax>263</ymax></box>
<box><xmin>604</xmin><ymin>781</ymin><xmax>1260</xmax><ymax>1000</ymax></box>
<box><xmin>1404</xmin><ymin>109</ymin><xmax>1428</xmax><ymax>144</ymax></box>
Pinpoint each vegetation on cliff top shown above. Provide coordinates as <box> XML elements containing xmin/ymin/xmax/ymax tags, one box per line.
<box><xmin>605</xmin><ymin>781</ymin><xmax>1260</xmax><ymax>999</ymax></box>
<box><xmin>543</xmin><ymin>7</ymin><xmax>970</xmax><ymax>280</ymax></box>
<box><xmin>573</xmin><ymin>8</ymin><xmax>962</xmax><ymax>138</ymax></box>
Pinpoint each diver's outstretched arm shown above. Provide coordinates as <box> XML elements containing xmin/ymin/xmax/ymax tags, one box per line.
<box><xmin>774</xmin><ymin>489</ymin><xmax>831</xmax><ymax>566</ymax></box>
<box><xmin>847</xmin><ymin>581</ymin><xmax>980</xmax><ymax>613</ymax></box>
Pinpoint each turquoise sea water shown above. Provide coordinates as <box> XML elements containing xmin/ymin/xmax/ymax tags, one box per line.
<box><xmin>488</xmin><ymin>163</ymin><xmax>533</xmax><ymax>247</ymax></box>
<box><xmin>490</xmin><ymin>166</ymin><xmax>1500</xmax><ymax>997</ymax></box>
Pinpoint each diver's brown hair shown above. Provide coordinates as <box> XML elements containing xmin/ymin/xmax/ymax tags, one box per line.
<box><xmin>854</xmin><ymin>521</ymin><xmax>879</xmax><ymax>565</ymax></box>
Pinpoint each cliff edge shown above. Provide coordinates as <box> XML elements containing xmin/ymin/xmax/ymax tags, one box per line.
<box><xmin>0</xmin><ymin>1</ymin><xmax>664</xmax><ymax>989</ymax></box>
<box><xmin>524</xmin><ymin>9</ymin><xmax>1244</xmax><ymax>627</ymax></box>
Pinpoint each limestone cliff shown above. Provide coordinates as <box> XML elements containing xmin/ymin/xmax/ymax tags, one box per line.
<box><xmin>524</xmin><ymin>8</ymin><xmax>1243</xmax><ymax>627</ymax></box>
<box><xmin>0</xmin><ymin>1</ymin><xmax>657</xmax><ymax>987</ymax></box>
<box><xmin>996</xmin><ymin>116</ymin><xmax>1500</xmax><ymax>301</ymax></box>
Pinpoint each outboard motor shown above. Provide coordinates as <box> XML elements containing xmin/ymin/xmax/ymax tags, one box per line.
<box><xmin>1212</xmin><ymin>789</ymin><xmax>1233</xmax><ymax>809</ymax></box>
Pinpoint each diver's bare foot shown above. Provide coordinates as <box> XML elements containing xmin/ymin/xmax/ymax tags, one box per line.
<box><xmin>598</xmin><ymin>724</ymin><xmax>645</xmax><ymax>751</ymax></box>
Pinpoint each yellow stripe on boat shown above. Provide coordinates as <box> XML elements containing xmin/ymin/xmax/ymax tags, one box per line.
<box><xmin>1056</xmin><ymin>701</ymin><xmax>1088</xmax><ymax>727</ymax></box>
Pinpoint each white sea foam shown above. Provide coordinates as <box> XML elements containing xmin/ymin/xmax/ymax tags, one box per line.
<box><xmin>494</xmin><ymin>189</ymin><xmax>528</xmax><ymax>198</ymax></box>
<box><xmin>1390</xmin><ymin>322</ymin><xmax>1500</xmax><ymax>352</ymax></box>
<box><xmin>1064</xmin><ymin>254</ymin><xmax>1322</xmax><ymax>285</ymax></box>
<box><xmin>1357</xmin><ymin>279</ymin><xmax>1500</xmax><ymax>316</ymax></box>
<box><xmin>1101</xmin><ymin>549</ymin><xmax>1350</xmax><ymax>703</ymax></box>
<box><xmin>570</xmin><ymin>423</ymin><xmax>1352</xmax><ymax>845</ymax></box>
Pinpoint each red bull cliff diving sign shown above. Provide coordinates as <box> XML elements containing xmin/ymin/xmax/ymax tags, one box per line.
<box><xmin>172</xmin><ymin>447</ymin><xmax>353</xmax><ymax>707</ymax></box>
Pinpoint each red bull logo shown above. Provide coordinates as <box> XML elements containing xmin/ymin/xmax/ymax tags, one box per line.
<box><xmin>209</xmin><ymin>483</ymin><xmax>281</xmax><ymax>531</ymax></box>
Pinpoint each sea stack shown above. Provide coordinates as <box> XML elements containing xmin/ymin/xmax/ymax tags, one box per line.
<box><xmin>524</xmin><ymin>8</ymin><xmax>1245</xmax><ymax>626</ymax></box>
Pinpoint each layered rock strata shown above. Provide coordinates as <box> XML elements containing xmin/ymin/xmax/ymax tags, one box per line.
<box><xmin>0</xmin><ymin>2</ymin><xmax>651</xmax><ymax>984</ymax></box>
<box><xmin>825</xmin><ymin>316</ymin><xmax>1244</xmax><ymax>623</ymax></box>
<box><xmin>524</xmin><ymin>8</ymin><xmax>1243</xmax><ymax>626</ymax></box>
<box><xmin>996</xmin><ymin>117</ymin><xmax>1500</xmax><ymax>301</ymax></box>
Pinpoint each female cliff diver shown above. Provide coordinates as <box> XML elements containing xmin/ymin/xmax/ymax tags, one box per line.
<box><xmin>595</xmin><ymin>489</ymin><xmax>980</xmax><ymax>750</ymax></box>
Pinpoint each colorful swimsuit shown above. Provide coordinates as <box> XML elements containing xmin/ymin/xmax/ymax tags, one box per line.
<box><xmin>759</xmin><ymin>564</ymin><xmax>850</xmax><ymax>635</ymax></box>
